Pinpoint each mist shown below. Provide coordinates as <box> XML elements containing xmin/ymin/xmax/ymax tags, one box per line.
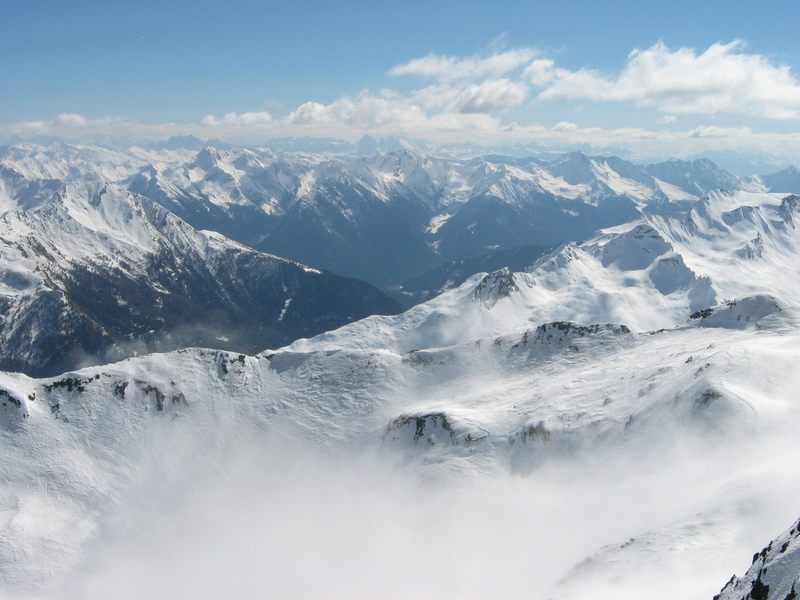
<box><xmin>16</xmin><ymin>417</ymin><xmax>800</xmax><ymax>600</ymax></box>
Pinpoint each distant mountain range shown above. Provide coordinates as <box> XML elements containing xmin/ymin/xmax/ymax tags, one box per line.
<box><xmin>1</xmin><ymin>141</ymin><xmax>798</xmax><ymax>376</ymax></box>
<box><xmin>6</xmin><ymin>141</ymin><xmax>787</xmax><ymax>288</ymax></box>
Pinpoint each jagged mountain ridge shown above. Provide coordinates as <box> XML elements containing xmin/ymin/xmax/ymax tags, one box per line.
<box><xmin>289</xmin><ymin>191</ymin><xmax>799</xmax><ymax>355</ymax></box>
<box><xmin>2</xmin><ymin>142</ymin><xmax>749</xmax><ymax>287</ymax></box>
<box><xmin>388</xmin><ymin>242</ymin><xmax>557</xmax><ymax>307</ymax></box>
<box><xmin>0</xmin><ymin>178</ymin><xmax>399</xmax><ymax>376</ymax></box>
<box><xmin>759</xmin><ymin>165</ymin><xmax>800</xmax><ymax>194</ymax></box>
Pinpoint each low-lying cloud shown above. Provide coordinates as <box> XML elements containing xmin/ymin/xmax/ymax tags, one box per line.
<box><xmin>12</xmin><ymin>418</ymin><xmax>800</xmax><ymax>600</ymax></box>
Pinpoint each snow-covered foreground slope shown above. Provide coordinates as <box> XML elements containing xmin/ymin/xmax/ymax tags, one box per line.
<box><xmin>1</xmin><ymin>189</ymin><xmax>800</xmax><ymax>599</ymax></box>
<box><xmin>2</xmin><ymin>312</ymin><xmax>800</xmax><ymax>599</ymax></box>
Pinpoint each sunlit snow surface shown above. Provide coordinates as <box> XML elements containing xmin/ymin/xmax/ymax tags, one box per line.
<box><xmin>1</xmin><ymin>189</ymin><xmax>800</xmax><ymax>599</ymax></box>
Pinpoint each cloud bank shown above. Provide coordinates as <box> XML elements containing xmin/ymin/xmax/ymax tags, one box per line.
<box><xmin>4</xmin><ymin>41</ymin><xmax>800</xmax><ymax>159</ymax></box>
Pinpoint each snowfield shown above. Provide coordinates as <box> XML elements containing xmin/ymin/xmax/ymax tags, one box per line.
<box><xmin>1</xmin><ymin>154</ymin><xmax>800</xmax><ymax>597</ymax></box>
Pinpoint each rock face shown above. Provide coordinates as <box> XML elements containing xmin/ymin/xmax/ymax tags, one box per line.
<box><xmin>692</xmin><ymin>295</ymin><xmax>784</xmax><ymax>330</ymax></box>
<box><xmin>714</xmin><ymin>517</ymin><xmax>800</xmax><ymax>600</ymax></box>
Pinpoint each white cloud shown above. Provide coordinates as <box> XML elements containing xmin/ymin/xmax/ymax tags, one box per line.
<box><xmin>54</xmin><ymin>113</ymin><xmax>89</xmax><ymax>127</ymax></box>
<box><xmin>456</xmin><ymin>79</ymin><xmax>528</xmax><ymax>113</ymax></box>
<box><xmin>8</xmin><ymin>114</ymin><xmax>142</xmax><ymax>137</ymax></box>
<box><xmin>658</xmin><ymin>115</ymin><xmax>678</xmax><ymax>125</ymax></box>
<box><xmin>284</xmin><ymin>91</ymin><xmax>500</xmax><ymax>138</ymax></box>
<box><xmin>201</xmin><ymin>112</ymin><xmax>272</xmax><ymax>126</ymax></box>
<box><xmin>525</xmin><ymin>59</ymin><xmax>559</xmax><ymax>85</ymax></box>
<box><xmin>387</xmin><ymin>49</ymin><xmax>533</xmax><ymax>116</ymax></box>
<box><xmin>287</xmin><ymin>93</ymin><xmax>428</xmax><ymax>130</ymax></box>
<box><xmin>529</xmin><ymin>41</ymin><xmax>800</xmax><ymax>119</ymax></box>
<box><xmin>389</xmin><ymin>48</ymin><xmax>536</xmax><ymax>81</ymax></box>
<box><xmin>552</xmin><ymin>121</ymin><xmax>579</xmax><ymax>132</ymax></box>
<box><xmin>5</xmin><ymin>109</ymin><xmax>800</xmax><ymax>161</ymax></box>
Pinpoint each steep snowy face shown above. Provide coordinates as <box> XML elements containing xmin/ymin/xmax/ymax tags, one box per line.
<box><xmin>0</xmin><ymin>178</ymin><xmax>399</xmax><ymax>376</ymax></box>
<box><xmin>360</xmin><ymin>150</ymin><xmax>440</xmax><ymax>204</ymax></box>
<box><xmin>644</xmin><ymin>158</ymin><xmax>740</xmax><ymax>197</ymax></box>
<box><xmin>3</xmin><ymin>143</ymin><xmax>741</xmax><ymax>287</ymax></box>
<box><xmin>127</xmin><ymin>146</ymin><xmax>300</xmax><ymax>217</ymax></box>
<box><xmin>0</xmin><ymin>165</ymin><xmax>63</xmax><ymax>214</ymax></box>
<box><xmin>0</xmin><ymin>142</ymin><xmax>192</xmax><ymax>183</ymax></box>
<box><xmin>714</xmin><ymin>516</ymin><xmax>800</xmax><ymax>600</ymax></box>
<box><xmin>548</xmin><ymin>152</ymin><xmax>656</xmax><ymax>202</ymax></box>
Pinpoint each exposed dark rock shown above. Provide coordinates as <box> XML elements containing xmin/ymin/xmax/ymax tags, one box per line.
<box><xmin>140</xmin><ymin>384</ymin><xmax>165</xmax><ymax>411</ymax></box>
<box><xmin>112</xmin><ymin>381</ymin><xmax>128</xmax><ymax>399</ymax></box>
<box><xmin>44</xmin><ymin>376</ymin><xmax>96</xmax><ymax>394</ymax></box>
<box><xmin>0</xmin><ymin>389</ymin><xmax>21</xmax><ymax>408</ymax></box>
<box><xmin>691</xmin><ymin>308</ymin><xmax>715</xmax><ymax>319</ymax></box>
<box><xmin>472</xmin><ymin>267</ymin><xmax>518</xmax><ymax>306</ymax></box>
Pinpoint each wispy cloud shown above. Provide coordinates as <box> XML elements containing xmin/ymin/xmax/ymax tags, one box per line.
<box><xmin>388</xmin><ymin>48</ymin><xmax>537</xmax><ymax>81</ymax></box>
<box><xmin>200</xmin><ymin>112</ymin><xmax>272</xmax><ymax>126</ymax></box>
<box><xmin>455</xmin><ymin>79</ymin><xmax>528</xmax><ymax>113</ymax></box>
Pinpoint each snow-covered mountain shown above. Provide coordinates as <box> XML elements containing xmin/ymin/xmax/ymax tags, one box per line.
<box><xmin>388</xmin><ymin>242</ymin><xmax>556</xmax><ymax>307</ymax></box>
<box><xmin>0</xmin><ymin>173</ymin><xmax>399</xmax><ymax>376</ymax></box>
<box><xmin>760</xmin><ymin>165</ymin><xmax>800</xmax><ymax>194</ymax></box>
<box><xmin>291</xmin><ymin>190</ymin><xmax>798</xmax><ymax>354</ymax></box>
<box><xmin>2</xmin><ymin>188</ymin><xmax>799</xmax><ymax>599</ymax></box>
<box><xmin>2</xmin><ymin>142</ymin><xmax>741</xmax><ymax>287</ymax></box>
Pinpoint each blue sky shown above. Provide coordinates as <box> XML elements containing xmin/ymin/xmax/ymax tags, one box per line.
<box><xmin>3</xmin><ymin>1</ymin><xmax>800</xmax><ymax>158</ymax></box>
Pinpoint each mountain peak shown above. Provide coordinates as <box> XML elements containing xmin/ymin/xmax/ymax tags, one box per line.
<box><xmin>762</xmin><ymin>165</ymin><xmax>800</xmax><ymax>193</ymax></box>
<box><xmin>472</xmin><ymin>266</ymin><xmax>518</xmax><ymax>306</ymax></box>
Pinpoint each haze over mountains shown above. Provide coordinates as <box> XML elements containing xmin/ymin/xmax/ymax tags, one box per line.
<box><xmin>5</xmin><ymin>141</ymin><xmax>795</xmax><ymax>284</ymax></box>
<box><xmin>2</xmin><ymin>138</ymin><xmax>798</xmax><ymax>373</ymax></box>
<box><xmin>0</xmin><ymin>171</ymin><xmax>399</xmax><ymax>376</ymax></box>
